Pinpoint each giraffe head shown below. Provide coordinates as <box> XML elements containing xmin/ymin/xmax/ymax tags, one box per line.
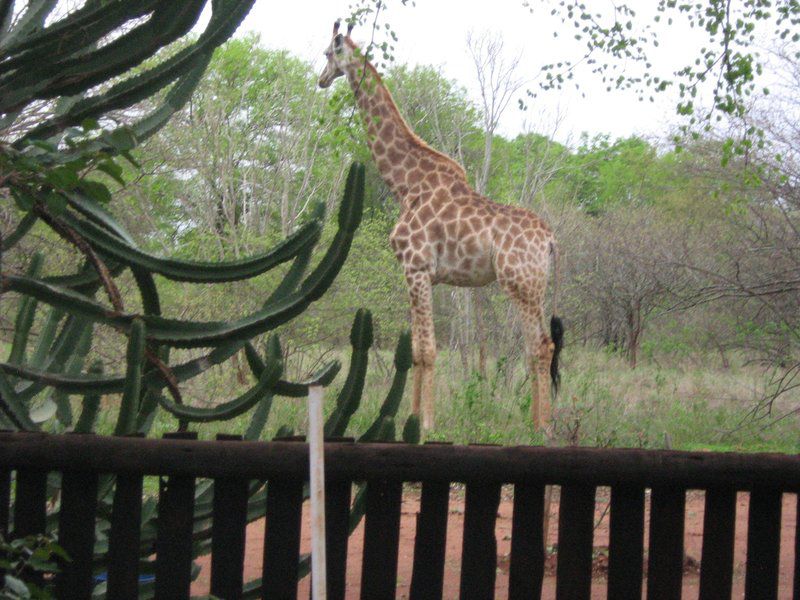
<box><xmin>318</xmin><ymin>20</ymin><xmax>356</xmax><ymax>88</ymax></box>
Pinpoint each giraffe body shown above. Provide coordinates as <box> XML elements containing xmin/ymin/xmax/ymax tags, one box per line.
<box><xmin>319</xmin><ymin>23</ymin><xmax>563</xmax><ymax>431</ymax></box>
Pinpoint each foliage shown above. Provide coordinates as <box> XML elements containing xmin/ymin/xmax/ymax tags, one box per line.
<box><xmin>528</xmin><ymin>0</ymin><xmax>799</xmax><ymax>149</ymax></box>
<box><xmin>0</xmin><ymin>534</ymin><xmax>66</xmax><ymax>600</ymax></box>
<box><xmin>0</xmin><ymin>2</ymin><xmax>419</xmax><ymax>596</ymax></box>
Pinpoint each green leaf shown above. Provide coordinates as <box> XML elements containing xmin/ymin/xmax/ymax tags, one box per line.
<box><xmin>78</xmin><ymin>180</ymin><xmax>111</xmax><ymax>204</ymax></box>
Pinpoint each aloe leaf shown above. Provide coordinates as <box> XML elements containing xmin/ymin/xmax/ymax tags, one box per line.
<box><xmin>156</xmin><ymin>355</ymin><xmax>282</xmax><ymax>423</ymax></box>
<box><xmin>113</xmin><ymin>319</ymin><xmax>145</xmax><ymax>436</ymax></box>
<box><xmin>61</xmin><ymin>210</ymin><xmax>322</xmax><ymax>283</ymax></box>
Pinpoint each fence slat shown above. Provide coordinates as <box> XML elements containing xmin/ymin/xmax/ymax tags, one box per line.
<box><xmin>555</xmin><ymin>484</ymin><xmax>595</xmax><ymax>600</ymax></box>
<box><xmin>107</xmin><ymin>474</ymin><xmax>144</xmax><ymax>598</ymax></box>
<box><xmin>210</xmin><ymin>477</ymin><xmax>249</xmax><ymax>600</ymax></box>
<box><xmin>324</xmin><ymin>479</ymin><xmax>352</xmax><ymax>600</ymax></box>
<box><xmin>262</xmin><ymin>478</ymin><xmax>304</xmax><ymax>599</ymax></box>
<box><xmin>608</xmin><ymin>485</ymin><xmax>645</xmax><ymax>600</ymax></box>
<box><xmin>744</xmin><ymin>488</ymin><xmax>782</xmax><ymax>600</ymax></box>
<box><xmin>794</xmin><ymin>493</ymin><xmax>799</xmax><ymax>600</ymax></box>
<box><xmin>699</xmin><ymin>487</ymin><xmax>736</xmax><ymax>599</ymax></box>
<box><xmin>647</xmin><ymin>486</ymin><xmax>685</xmax><ymax>600</ymax></box>
<box><xmin>154</xmin><ymin>474</ymin><xmax>196</xmax><ymax>600</ymax></box>
<box><xmin>459</xmin><ymin>481</ymin><xmax>502</xmax><ymax>600</ymax></box>
<box><xmin>13</xmin><ymin>469</ymin><xmax>47</xmax><ymax>588</ymax></box>
<box><xmin>0</xmin><ymin>469</ymin><xmax>9</xmax><ymax>537</ymax></box>
<box><xmin>56</xmin><ymin>470</ymin><xmax>98</xmax><ymax>600</ymax></box>
<box><xmin>410</xmin><ymin>481</ymin><xmax>450</xmax><ymax>600</ymax></box>
<box><xmin>360</xmin><ymin>479</ymin><xmax>403</xmax><ymax>600</ymax></box>
<box><xmin>508</xmin><ymin>482</ymin><xmax>545</xmax><ymax>600</ymax></box>
<box><xmin>13</xmin><ymin>468</ymin><xmax>47</xmax><ymax>537</ymax></box>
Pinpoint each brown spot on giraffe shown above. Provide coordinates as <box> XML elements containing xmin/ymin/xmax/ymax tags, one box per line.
<box><xmin>318</xmin><ymin>25</ymin><xmax>563</xmax><ymax>431</ymax></box>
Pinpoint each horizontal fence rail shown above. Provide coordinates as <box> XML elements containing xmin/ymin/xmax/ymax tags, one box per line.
<box><xmin>0</xmin><ymin>432</ymin><xmax>797</xmax><ymax>600</ymax></box>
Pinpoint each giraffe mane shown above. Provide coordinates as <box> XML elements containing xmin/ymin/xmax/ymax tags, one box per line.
<box><xmin>347</xmin><ymin>38</ymin><xmax>468</xmax><ymax>181</ymax></box>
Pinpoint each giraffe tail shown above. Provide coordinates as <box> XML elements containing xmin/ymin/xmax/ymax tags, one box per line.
<box><xmin>549</xmin><ymin>240</ymin><xmax>564</xmax><ymax>394</ymax></box>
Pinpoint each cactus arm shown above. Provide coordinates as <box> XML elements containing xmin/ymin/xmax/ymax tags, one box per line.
<box><xmin>73</xmin><ymin>361</ymin><xmax>103</xmax><ymax>433</ymax></box>
<box><xmin>299</xmin><ymin>164</ymin><xmax>365</xmax><ymax>303</ymax></box>
<box><xmin>402</xmin><ymin>414</ymin><xmax>421</xmax><ymax>444</ymax></box>
<box><xmin>113</xmin><ymin>319</ymin><xmax>146</xmax><ymax>436</ymax></box>
<box><xmin>15</xmin><ymin>0</ymin><xmax>257</xmax><ymax>142</ymax></box>
<box><xmin>60</xmin><ymin>210</ymin><xmax>322</xmax><ymax>283</ymax></box>
<box><xmin>51</xmin><ymin>321</ymin><xmax>93</xmax><ymax>427</ymax></box>
<box><xmin>0</xmin><ymin>1</ymin><xmax>13</xmax><ymax>37</ymax></box>
<box><xmin>1</xmin><ymin>211</ymin><xmax>36</xmax><ymax>251</ymax></box>
<box><xmin>0</xmin><ymin>1</ymin><xmax>159</xmax><ymax>74</ymax></box>
<box><xmin>244</xmin><ymin>341</ymin><xmax>341</xmax><ymax>398</ymax></box>
<box><xmin>324</xmin><ymin>310</ymin><xmax>372</xmax><ymax>438</ymax></box>
<box><xmin>0</xmin><ymin>0</ymin><xmax>57</xmax><ymax>52</ymax></box>
<box><xmin>0</xmin><ymin>368</ymin><xmax>36</xmax><ymax>430</ymax></box>
<box><xmin>8</xmin><ymin>253</ymin><xmax>44</xmax><ymax>364</ymax></box>
<box><xmin>357</xmin><ymin>331</ymin><xmax>411</xmax><ymax>441</ymax></box>
<box><xmin>0</xmin><ymin>2</ymin><xmax>207</xmax><ymax>111</ymax></box>
<box><xmin>156</xmin><ymin>355</ymin><xmax>282</xmax><ymax>423</ymax></box>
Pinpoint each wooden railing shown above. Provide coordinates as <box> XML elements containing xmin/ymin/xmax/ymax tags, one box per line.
<box><xmin>0</xmin><ymin>431</ymin><xmax>798</xmax><ymax>599</ymax></box>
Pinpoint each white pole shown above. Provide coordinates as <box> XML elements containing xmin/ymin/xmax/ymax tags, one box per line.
<box><xmin>308</xmin><ymin>385</ymin><xmax>327</xmax><ymax>600</ymax></box>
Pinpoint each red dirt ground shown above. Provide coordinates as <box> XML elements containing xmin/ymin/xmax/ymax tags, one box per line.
<box><xmin>193</xmin><ymin>488</ymin><xmax>798</xmax><ymax>599</ymax></box>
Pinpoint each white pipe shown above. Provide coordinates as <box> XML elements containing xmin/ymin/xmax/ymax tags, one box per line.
<box><xmin>308</xmin><ymin>385</ymin><xmax>327</xmax><ymax>600</ymax></box>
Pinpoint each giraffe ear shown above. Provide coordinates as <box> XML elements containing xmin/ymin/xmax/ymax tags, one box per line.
<box><xmin>333</xmin><ymin>33</ymin><xmax>344</xmax><ymax>53</ymax></box>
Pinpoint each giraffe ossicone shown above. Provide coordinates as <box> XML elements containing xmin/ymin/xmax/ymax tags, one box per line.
<box><xmin>319</xmin><ymin>24</ymin><xmax>564</xmax><ymax>432</ymax></box>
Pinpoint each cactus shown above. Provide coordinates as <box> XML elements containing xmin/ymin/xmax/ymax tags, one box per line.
<box><xmin>0</xmin><ymin>2</ymin><xmax>418</xmax><ymax>596</ymax></box>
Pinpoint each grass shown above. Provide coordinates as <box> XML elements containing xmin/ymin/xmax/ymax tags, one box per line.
<box><xmin>82</xmin><ymin>344</ymin><xmax>799</xmax><ymax>454</ymax></box>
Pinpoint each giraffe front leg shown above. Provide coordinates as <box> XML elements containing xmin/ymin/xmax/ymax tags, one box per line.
<box><xmin>406</xmin><ymin>270</ymin><xmax>436</xmax><ymax>431</ymax></box>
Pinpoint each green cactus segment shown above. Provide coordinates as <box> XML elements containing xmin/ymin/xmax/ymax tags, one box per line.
<box><xmin>0</xmin><ymin>2</ymin><xmax>207</xmax><ymax>111</ymax></box>
<box><xmin>66</xmin><ymin>192</ymin><xmax>137</xmax><ymax>245</ymax></box>
<box><xmin>1</xmin><ymin>211</ymin><xmax>36</xmax><ymax>251</ymax></box>
<box><xmin>51</xmin><ymin>322</ymin><xmax>93</xmax><ymax>427</ymax></box>
<box><xmin>73</xmin><ymin>361</ymin><xmax>104</xmax><ymax>434</ymax></box>
<box><xmin>3</xmin><ymin>162</ymin><xmax>363</xmax><ymax>348</ymax></box>
<box><xmin>244</xmin><ymin>339</ymin><xmax>341</xmax><ymax>397</ymax></box>
<box><xmin>0</xmin><ymin>368</ymin><xmax>36</xmax><ymax>430</ymax></box>
<box><xmin>262</xmin><ymin>205</ymin><xmax>323</xmax><ymax>304</ymax></box>
<box><xmin>157</xmin><ymin>355</ymin><xmax>282</xmax><ymax>423</ymax></box>
<box><xmin>28</xmin><ymin>307</ymin><xmax>67</xmax><ymax>369</ymax></box>
<box><xmin>244</xmin><ymin>394</ymin><xmax>275</xmax><ymax>441</ymax></box>
<box><xmin>402</xmin><ymin>415</ymin><xmax>421</xmax><ymax>444</ymax></box>
<box><xmin>0</xmin><ymin>0</ymin><xmax>57</xmax><ymax>54</ymax></box>
<box><xmin>300</xmin><ymin>163</ymin><xmax>365</xmax><ymax>303</ymax></box>
<box><xmin>8</xmin><ymin>253</ymin><xmax>44</xmax><ymax>365</ymax></box>
<box><xmin>0</xmin><ymin>2</ymin><xmax>159</xmax><ymax>75</ymax></box>
<box><xmin>324</xmin><ymin>310</ymin><xmax>372</xmax><ymax>438</ymax></box>
<box><xmin>61</xmin><ymin>210</ymin><xmax>321</xmax><ymax>283</ymax></box>
<box><xmin>359</xmin><ymin>332</ymin><xmax>411</xmax><ymax>441</ymax></box>
<box><xmin>15</xmin><ymin>0</ymin><xmax>257</xmax><ymax>143</ymax></box>
<box><xmin>113</xmin><ymin>319</ymin><xmax>146</xmax><ymax>436</ymax></box>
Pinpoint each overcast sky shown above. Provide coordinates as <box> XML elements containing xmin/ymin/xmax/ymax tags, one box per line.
<box><xmin>235</xmin><ymin>1</ymin><xmax>708</xmax><ymax>145</ymax></box>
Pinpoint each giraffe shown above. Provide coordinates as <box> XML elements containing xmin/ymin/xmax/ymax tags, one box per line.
<box><xmin>318</xmin><ymin>21</ymin><xmax>564</xmax><ymax>431</ymax></box>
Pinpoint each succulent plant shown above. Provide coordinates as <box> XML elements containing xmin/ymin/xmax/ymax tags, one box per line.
<box><xmin>0</xmin><ymin>2</ymin><xmax>417</xmax><ymax>596</ymax></box>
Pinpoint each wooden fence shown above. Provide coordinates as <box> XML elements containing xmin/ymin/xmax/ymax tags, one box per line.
<box><xmin>0</xmin><ymin>431</ymin><xmax>798</xmax><ymax>599</ymax></box>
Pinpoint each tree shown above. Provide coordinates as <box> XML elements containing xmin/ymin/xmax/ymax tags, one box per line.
<box><xmin>530</xmin><ymin>0</ymin><xmax>799</xmax><ymax>149</ymax></box>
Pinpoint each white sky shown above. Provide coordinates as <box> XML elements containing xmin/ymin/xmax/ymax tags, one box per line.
<box><xmin>237</xmin><ymin>1</ymin><xmax>710</xmax><ymax>145</ymax></box>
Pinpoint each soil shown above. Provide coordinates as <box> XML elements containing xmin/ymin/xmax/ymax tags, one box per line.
<box><xmin>192</xmin><ymin>488</ymin><xmax>798</xmax><ymax>599</ymax></box>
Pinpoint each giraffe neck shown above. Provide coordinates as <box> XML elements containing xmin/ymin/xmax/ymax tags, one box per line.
<box><xmin>344</xmin><ymin>59</ymin><xmax>466</xmax><ymax>201</ymax></box>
